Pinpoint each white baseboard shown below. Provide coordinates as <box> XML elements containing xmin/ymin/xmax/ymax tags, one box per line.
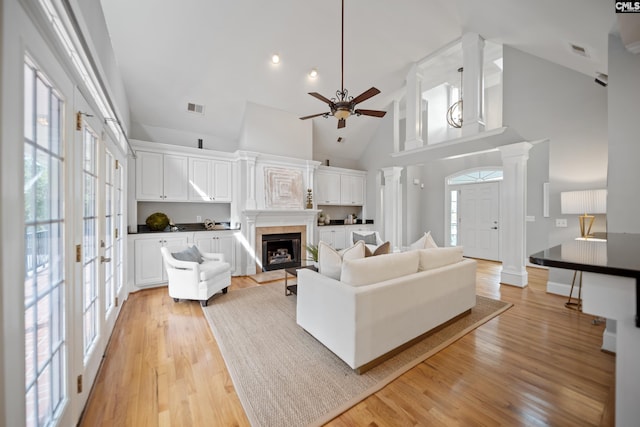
<box><xmin>602</xmin><ymin>329</ymin><xmax>616</xmax><ymax>353</ymax></box>
<box><xmin>546</xmin><ymin>280</ymin><xmax>580</xmax><ymax>298</ymax></box>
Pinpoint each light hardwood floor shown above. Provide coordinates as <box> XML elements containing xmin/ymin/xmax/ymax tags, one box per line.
<box><xmin>79</xmin><ymin>260</ymin><xmax>615</xmax><ymax>426</ymax></box>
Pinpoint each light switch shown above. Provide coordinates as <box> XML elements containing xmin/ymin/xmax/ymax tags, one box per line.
<box><xmin>556</xmin><ymin>218</ymin><xmax>567</xmax><ymax>227</ymax></box>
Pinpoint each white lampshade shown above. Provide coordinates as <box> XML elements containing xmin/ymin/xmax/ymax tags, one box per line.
<box><xmin>561</xmin><ymin>189</ymin><xmax>607</xmax><ymax>214</ymax></box>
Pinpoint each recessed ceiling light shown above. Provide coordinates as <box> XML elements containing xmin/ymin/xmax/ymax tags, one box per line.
<box><xmin>271</xmin><ymin>53</ymin><xmax>280</xmax><ymax>64</ymax></box>
<box><xmin>308</xmin><ymin>68</ymin><xmax>318</xmax><ymax>78</ymax></box>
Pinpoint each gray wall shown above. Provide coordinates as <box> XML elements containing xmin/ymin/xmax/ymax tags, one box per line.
<box><xmin>357</xmin><ymin>46</ymin><xmax>608</xmax><ymax>267</ymax></box>
<box><xmin>607</xmin><ymin>34</ymin><xmax>640</xmax><ymax>233</ymax></box>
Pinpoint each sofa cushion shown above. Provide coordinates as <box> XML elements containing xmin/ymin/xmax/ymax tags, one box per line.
<box><xmin>318</xmin><ymin>240</ymin><xmax>365</xmax><ymax>280</ymax></box>
<box><xmin>418</xmin><ymin>246</ymin><xmax>464</xmax><ymax>271</ymax></box>
<box><xmin>409</xmin><ymin>231</ymin><xmax>438</xmax><ymax>250</ymax></box>
<box><xmin>172</xmin><ymin>245</ymin><xmax>203</xmax><ymax>263</ymax></box>
<box><xmin>341</xmin><ymin>250</ymin><xmax>420</xmax><ymax>286</ymax></box>
<box><xmin>364</xmin><ymin>241</ymin><xmax>391</xmax><ymax>257</ymax></box>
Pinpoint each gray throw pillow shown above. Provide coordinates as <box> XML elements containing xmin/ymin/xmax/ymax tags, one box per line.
<box><xmin>172</xmin><ymin>245</ymin><xmax>203</xmax><ymax>263</ymax></box>
<box><xmin>353</xmin><ymin>232</ymin><xmax>377</xmax><ymax>245</ymax></box>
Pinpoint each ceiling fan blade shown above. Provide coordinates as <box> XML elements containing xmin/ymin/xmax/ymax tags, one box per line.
<box><xmin>299</xmin><ymin>112</ymin><xmax>329</xmax><ymax>120</ymax></box>
<box><xmin>308</xmin><ymin>92</ymin><xmax>334</xmax><ymax>105</ymax></box>
<box><xmin>355</xmin><ymin>109</ymin><xmax>387</xmax><ymax>118</ymax></box>
<box><xmin>351</xmin><ymin>87</ymin><xmax>381</xmax><ymax>105</ymax></box>
<box><xmin>337</xmin><ymin>118</ymin><xmax>346</xmax><ymax>129</ymax></box>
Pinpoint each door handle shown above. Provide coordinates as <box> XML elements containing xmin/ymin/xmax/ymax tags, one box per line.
<box><xmin>101</xmin><ymin>256</ymin><xmax>111</xmax><ymax>263</ymax></box>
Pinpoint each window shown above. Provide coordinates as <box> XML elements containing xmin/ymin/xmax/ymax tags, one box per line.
<box><xmin>24</xmin><ymin>60</ymin><xmax>66</xmax><ymax>427</ymax></box>
<box><xmin>450</xmin><ymin>190</ymin><xmax>458</xmax><ymax>246</ymax></box>
<box><xmin>448</xmin><ymin>169</ymin><xmax>503</xmax><ymax>185</ymax></box>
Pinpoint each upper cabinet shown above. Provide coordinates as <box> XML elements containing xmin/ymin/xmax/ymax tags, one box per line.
<box><xmin>136</xmin><ymin>151</ymin><xmax>188</xmax><ymax>201</ymax></box>
<box><xmin>340</xmin><ymin>174</ymin><xmax>365</xmax><ymax>206</ymax></box>
<box><xmin>134</xmin><ymin>142</ymin><xmax>233</xmax><ymax>203</ymax></box>
<box><xmin>188</xmin><ymin>157</ymin><xmax>232</xmax><ymax>202</ymax></box>
<box><xmin>315</xmin><ymin>166</ymin><xmax>366</xmax><ymax>206</ymax></box>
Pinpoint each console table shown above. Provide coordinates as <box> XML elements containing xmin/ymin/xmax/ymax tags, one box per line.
<box><xmin>529</xmin><ymin>233</ymin><xmax>640</xmax><ymax>426</ymax></box>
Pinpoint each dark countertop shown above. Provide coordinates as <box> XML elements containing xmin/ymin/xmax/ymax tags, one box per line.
<box><xmin>530</xmin><ymin>232</ymin><xmax>640</xmax><ymax>327</ymax></box>
<box><xmin>318</xmin><ymin>219</ymin><xmax>374</xmax><ymax>226</ymax></box>
<box><xmin>133</xmin><ymin>222</ymin><xmax>240</xmax><ymax>234</ymax></box>
<box><xmin>529</xmin><ymin>232</ymin><xmax>640</xmax><ymax>278</ymax></box>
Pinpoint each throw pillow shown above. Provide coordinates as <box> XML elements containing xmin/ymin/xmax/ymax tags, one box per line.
<box><xmin>353</xmin><ymin>232</ymin><xmax>377</xmax><ymax>246</ymax></box>
<box><xmin>318</xmin><ymin>240</ymin><xmax>365</xmax><ymax>280</ymax></box>
<box><xmin>409</xmin><ymin>231</ymin><xmax>438</xmax><ymax>250</ymax></box>
<box><xmin>418</xmin><ymin>246</ymin><xmax>464</xmax><ymax>271</ymax></box>
<box><xmin>171</xmin><ymin>245</ymin><xmax>203</xmax><ymax>263</ymax></box>
<box><xmin>365</xmin><ymin>241</ymin><xmax>391</xmax><ymax>257</ymax></box>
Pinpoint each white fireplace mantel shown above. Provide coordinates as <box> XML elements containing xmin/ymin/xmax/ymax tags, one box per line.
<box><xmin>242</xmin><ymin>209</ymin><xmax>320</xmax><ymax>275</ymax></box>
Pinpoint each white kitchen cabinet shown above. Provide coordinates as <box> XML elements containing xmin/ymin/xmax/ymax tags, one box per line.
<box><xmin>188</xmin><ymin>158</ymin><xmax>232</xmax><ymax>202</ymax></box>
<box><xmin>192</xmin><ymin>231</ymin><xmax>237</xmax><ymax>274</ymax></box>
<box><xmin>136</xmin><ymin>151</ymin><xmax>188</xmax><ymax>201</ymax></box>
<box><xmin>318</xmin><ymin>226</ymin><xmax>347</xmax><ymax>250</ymax></box>
<box><xmin>340</xmin><ymin>174</ymin><xmax>365</xmax><ymax>205</ymax></box>
<box><xmin>315</xmin><ymin>170</ymin><xmax>341</xmax><ymax>204</ymax></box>
<box><xmin>134</xmin><ymin>235</ymin><xmax>188</xmax><ymax>286</ymax></box>
<box><xmin>315</xmin><ymin>166</ymin><xmax>366</xmax><ymax>206</ymax></box>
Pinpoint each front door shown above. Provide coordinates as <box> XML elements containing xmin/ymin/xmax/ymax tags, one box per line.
<box><xmin>459</xmin><ymin>182</ymin><xmax>500</xmax><ymax>261</ymax></box>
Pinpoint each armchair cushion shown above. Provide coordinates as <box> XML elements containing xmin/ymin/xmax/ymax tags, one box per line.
<box><xmin>200</xmin><ymin>261</ymin><xmax>232</xmax><ymax>281</ymax></box>
<box><xmin>171</xmin><ymin>245</ymin><xmax>203</xmax><ymax>263</ymax></box>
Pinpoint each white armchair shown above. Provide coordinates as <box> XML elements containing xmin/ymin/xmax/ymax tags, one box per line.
<box><xmin>160</xmin><ymin>245</ymin><xmax>231</xmax><ymax>306</ymax></box>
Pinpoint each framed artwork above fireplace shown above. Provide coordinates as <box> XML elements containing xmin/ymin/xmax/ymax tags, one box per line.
<box><xmin>264</xmin><ymin>166</ymin><xmax>304</xmax><ymax>209</ymax></box>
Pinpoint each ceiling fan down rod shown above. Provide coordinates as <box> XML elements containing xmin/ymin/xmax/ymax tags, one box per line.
<box><xmin>341</xmin><ymin>0</ymin><xmax>344</xmax><ymax>95</ymax></box>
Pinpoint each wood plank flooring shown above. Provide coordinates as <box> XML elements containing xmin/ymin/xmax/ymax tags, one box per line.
<box><xmin>79</xmin><ymin>261</ymin><xmax>615</xmax><ymax>426</ymax></box>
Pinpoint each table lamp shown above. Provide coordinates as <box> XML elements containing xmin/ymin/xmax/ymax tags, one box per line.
<box><xmin>560</xmin><ymin>189</ymin><xmax>607</xmax><ymax>238</ymax></box>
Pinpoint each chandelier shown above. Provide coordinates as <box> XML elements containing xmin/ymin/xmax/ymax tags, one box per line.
<box><xmin>446</xmin><ymin>67</ymin><xmax>463</xmax><ymax>128</ymax></box>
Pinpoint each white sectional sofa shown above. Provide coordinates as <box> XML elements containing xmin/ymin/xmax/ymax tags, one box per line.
<box><xmin>296</xmin><ymin>247</ymin><xmax>476</xmax><ymax>372</ymax></box>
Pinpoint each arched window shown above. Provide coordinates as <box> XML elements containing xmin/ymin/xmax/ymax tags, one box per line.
<box><xmin>447</xmin><ymin>169</ymin><xmax>503</xmax><ymax>185</ymax></box>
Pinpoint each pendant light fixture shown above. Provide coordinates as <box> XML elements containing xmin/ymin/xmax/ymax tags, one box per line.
<box><xmin>446</xmin><ymin>67</ymin><xmax>463</xmax><ymax>129</ymax></box>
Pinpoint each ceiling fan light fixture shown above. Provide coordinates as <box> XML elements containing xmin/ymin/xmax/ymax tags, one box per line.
<box><xmin>334</xmin><ymin>108</ymin><xmax>350</xmax><ymax>120</ymax></box>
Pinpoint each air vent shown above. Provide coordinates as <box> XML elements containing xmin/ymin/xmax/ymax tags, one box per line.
<box><xmin>187</xmin><ymin>102</ymin><xmax>205</xmax><ymax>115</ymax></box>
<box><xmin>569</xmin><ymin>43</ymin><xmax>590</xmax><ymax>58</ymax></box>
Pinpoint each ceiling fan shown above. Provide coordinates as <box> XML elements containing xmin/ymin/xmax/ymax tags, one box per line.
<box><xmin>299</xmin><ymin>0</ymin><xmax>386</xmax><ymax>129</ymax></box>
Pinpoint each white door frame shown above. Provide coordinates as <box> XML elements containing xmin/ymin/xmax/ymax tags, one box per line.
<box><xmin>444</xmin><ymin>167</ymin><xmax>503</xmax><ymax>258</ymax></box>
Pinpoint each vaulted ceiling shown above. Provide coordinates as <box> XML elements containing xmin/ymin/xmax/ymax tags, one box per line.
<box><xmin>101</xmin><ymin>0</ymin><xmax>615</xmax><ymax>160</ymax></box>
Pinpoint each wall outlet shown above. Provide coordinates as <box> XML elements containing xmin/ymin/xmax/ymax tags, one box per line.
<box><xmin>196</xmin><ymin>216</ymin><xmax>202</xmax><ymax>223</ymax></box>
<box><xmin>556</xmin><ymin>218</ymin><xmax>567</xmax><ymax>227</ymax></box>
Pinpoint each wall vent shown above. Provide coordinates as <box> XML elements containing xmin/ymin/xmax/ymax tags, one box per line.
<box><xmin>187</xmin><ymin>102</ymin><xmax>205</xmax><ymax>115</ymax></box>
<box><xmin>569</xmin><ymin>43</ymin><xmax>590</xmax><ymax>58</ymax></box>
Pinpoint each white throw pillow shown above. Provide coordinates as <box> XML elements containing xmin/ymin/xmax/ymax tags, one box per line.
<box><xmin>418</xmin><ymin>246</ymin><xmax>464</xmax><ymax>271</ymax></box>
<box><xmin>318</xmin><ymin>240</ymin><xmax>365</xmax><ymax>280</ymax></box>
<box><xmin>409</xmin><ymin>231</ymin><xmax>438</xmax><ymax>250</ymax></box>
<box><xmin>341</xmin><ymin>250</ymin><xmax>420</xmax><ymax>287</ymax></box>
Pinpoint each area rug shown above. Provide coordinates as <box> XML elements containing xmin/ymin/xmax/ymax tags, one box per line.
<box><xmin>248</xmin><ymin>270</ymin><xmax>286</xmax><ymax>284</ymax></box>
<box><xmin>202</xmin><ymin>283</ymin><xmax>512</xmax><ymax>427</ymax></box>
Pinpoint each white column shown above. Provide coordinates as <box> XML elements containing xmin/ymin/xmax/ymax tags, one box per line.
<box><xmin>392</xmin><ymin>100</ymin><xmax>400</xmax><ymax>153</ymax></box>
<box><xmin>404</xmin><ymin>64</ymin><xmax>424</xmax><ymax>150</ymax></box>
<box><xmin>244</xmin><ymin>213</ymin><xmax>257</xmax><ymax>275</ymax></box>
<box><xmin>245</xmin><ymin>154</ymin><xmax>257</xmax><ymax>210</ymax></box>
<box><xmin>498</xmin><ymin>142</ymin><xmax>532</xmax><ymax>287</ymax></box>
<box><xmin>461</xmin><ymin>33</ymin><xmax>486</xmax><ymax>136</ymax></box>
<box><xmin>382</xmin><ymin>167</ymin><xmax>403</xmax><ymax>251</ymax></box>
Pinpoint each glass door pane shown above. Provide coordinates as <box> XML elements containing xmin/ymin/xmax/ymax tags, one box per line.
<box><xmin>104</xmin><ymin>150</ymin><xmax>114</xmax><ymax>314</ymax></box>
<box><xmin>24</xmin><ymin>61</ymin><xmax>66</xmax><ymax>427</ymax></box>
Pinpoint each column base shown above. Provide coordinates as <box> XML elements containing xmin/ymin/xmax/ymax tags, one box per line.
<box><xmin>500</xmin><ymin>268</ymin><xmax>528</xmax><ymax>287</ymax></box>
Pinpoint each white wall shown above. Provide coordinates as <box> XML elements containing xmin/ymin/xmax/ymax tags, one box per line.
<box><xmin>72</xmin><ymin>0</ymin><xmax>131</xmax><ymax>132</ymax></box>
<box><xmin>130</xmin><ymin>122</ymin><xmax>237</xmax><ymax>152</ymax></box>
<box><xmin>607</xmin><ymin>34</ymin><xmax>640</xmax><ymax>233</ymax></box>
<box><xmin>239</xmin><ymin>101</ymin><xmax>312</xmax><ymax>159</ymax></box>
<box><xmin>137</xmin><ymin>202</ymin><xmax>231</xmax><ymax>225</ymax></box>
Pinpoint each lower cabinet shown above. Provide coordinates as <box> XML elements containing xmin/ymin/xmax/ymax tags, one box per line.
<box><xmin>192</xmin><ymin>232</ymin><xmax>237</xmax><ymax>275</ymax></box>
<box><xmin>134</xmin><ymin>235</ymin><xmax>188</xmax><ymax>286</ymax></box>
<box><xmin>317</xmin><ymin>225</ymin><xmax>372</xmax><ymax>250</ymax></box>
<box><xmin>131</xmin><ymin>231</ymin><xmax>238</xmax><ymax>287</ymax></box>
